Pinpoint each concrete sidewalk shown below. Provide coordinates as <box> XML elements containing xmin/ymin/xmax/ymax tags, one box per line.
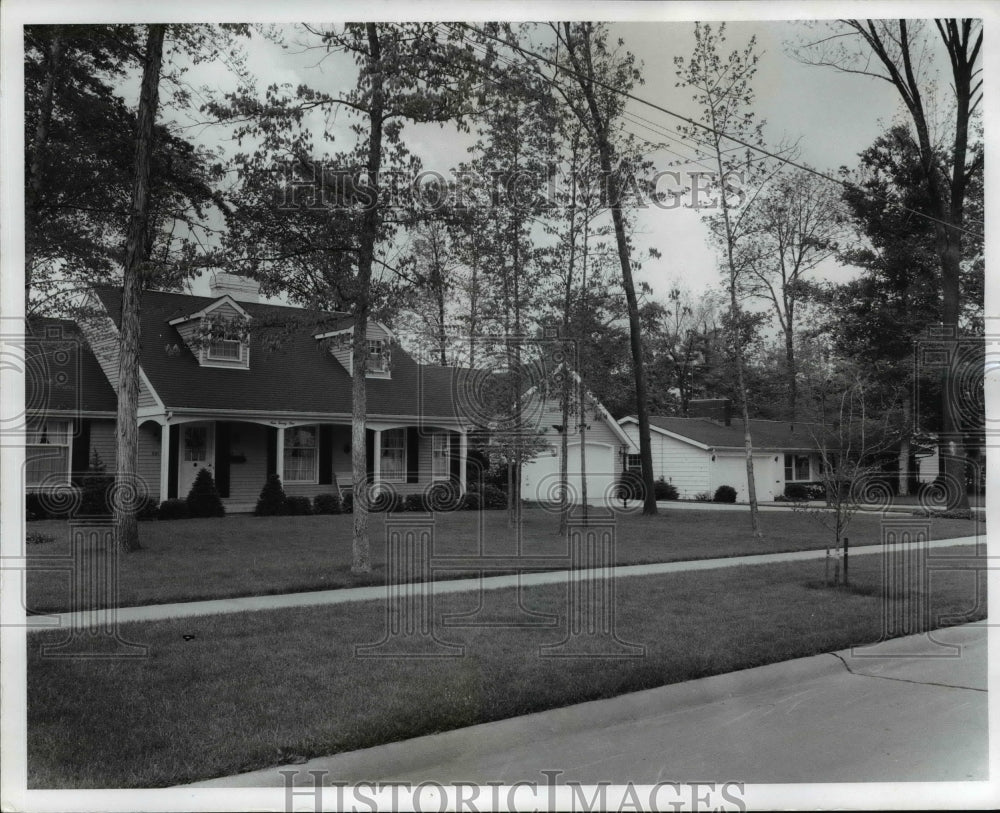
<box><xmin>185</xmin><ymin>622</ymin><xmax>988</xmax><ymax>787</ymax></box>
<box><xmin>27</xmin><ymin>535</ymin><xmax>981</xmax><ymax>631</ymax></box>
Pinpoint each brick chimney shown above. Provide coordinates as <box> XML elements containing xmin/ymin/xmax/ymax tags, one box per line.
<box><xmin>209</xmin><ymin>272</ymin><xmax>260</xmax><ymax>304</ymax></box>
<box><xmin>688</xmin><ymin>397</ymin><xmax>732</xmax><ymax>426</ymax></box>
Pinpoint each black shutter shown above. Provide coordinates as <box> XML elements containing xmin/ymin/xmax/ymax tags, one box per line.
<box><xmin>407</xmin><ymin>427</ymin><xmax>420</xmax><ymax>483</ymax></box>
<box><xmin>215</xmin><ymin>422</ymin><xmax>231</xmax><ymax>498</ymax></box>
<box><xmin>266</xmin><ymin>426</ymin><xmax>277</xmax><ymax>477</ymax></box>
<box><xmin>318</xmin><ymin>425</ymin><xmax>333</xmax><ymax>485</ymax></box>
<box><xmin>450</xmin><ymin>432</ymin><xmax>461</xmax><ymax>482</ymax></box>
<box><xmin>365</xmin><ymin>429</ymin><xmax>375</xmax><ymax>482</ymax></box>
<box><xmin>167</xmin><ymin>424</ymin><xmax>179</xmax><ymax>499</ymax></box>
<box><xmin>71</xmin><ymin>418</ymin><xmax>91</xmax><ymax>482</ymax></box>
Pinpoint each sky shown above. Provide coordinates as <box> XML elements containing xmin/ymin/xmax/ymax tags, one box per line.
<box><xmin>152</xmin><ymin>14</ymin><xmax>939</xmax><ymax>310</ymax></box>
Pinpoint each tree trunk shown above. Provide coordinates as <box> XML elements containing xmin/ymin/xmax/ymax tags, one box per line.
<box><xmin>350</xmin><ymin>23</ymin><xmax>386</xmax><ymax>574</ymax></box>
<box><xmin>898</xmin><ymin>391</ymin><xmax>912</xmax><ymax>497</ymax></box>
<box><xmin>114</xmin><ymin>24</ymin><xmax>165</xmax><ymax>553</ymax></box>
<box><xmin>784</xmin><ymin>312</ymin><xmax>797</xmax><ymax>421</ymax></box>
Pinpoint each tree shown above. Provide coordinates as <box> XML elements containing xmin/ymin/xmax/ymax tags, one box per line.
<box><xmin>676</xmin><ymin>22</ymin><xmax>777</xmax><ymax>540</ymax></box>
<box><xmin>738</xmin><ymin>169</ymin><xmax>847</xmax><ymax>419</ymax></box>
<box><xmin>216</xmin><ymin>23</ymin><xmax>479</xmax><ymax>571</ymax></box>
<box><xmin>114</xmin><ymin>23</ymin><xmax>165</xmax><ymax>552</ymax></box>
<box><xmin>794</xmin><ymin>18</ymin><xmax>983</xmax><ymax>508</ymax></box>
<box><xmin>547</xmin><ymin>21</ymin><xmax>658</xmax><ymax>515</ymax></box>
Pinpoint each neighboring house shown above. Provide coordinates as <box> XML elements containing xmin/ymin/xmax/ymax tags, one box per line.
<box><xmin>25</xmin><ymin>275</ymin><xmax>475</xmax><ymax>510</ymax></box>
<box><xmin>618</xmin><ymin>399</ymin><xmax>825</xmax><ymax>501</ymax></box>
<box><xmin>519</xmin><ymin>367</ymin><xmax>637</xmax><ymax>506</ymax></box>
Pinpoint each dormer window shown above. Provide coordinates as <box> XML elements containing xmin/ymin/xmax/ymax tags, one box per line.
<box><xmin>367</xmin><ymin>339</ymin><xmax>388</xmax><ymax>373</ymax></box>
<box><xmin>208</xmin><ymin>334</ymin><xmax>244</xmax><ymax>362</ymax></box>
<box><xmin>168</xmin><ymin>295</ymin><xmax>251</xmax><ymax>370</ymax></box>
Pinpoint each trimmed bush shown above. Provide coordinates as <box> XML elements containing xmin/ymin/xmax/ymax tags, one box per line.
<box><xmin>136</xmin><ymin>495</ymin><xmax>160</xmax><ymax>521</ymax></box>
<box><xmin>615</xmin><ymin>471</ymin><xmax>645</xmax><ymax>504</ymax></box>
<box><xmin>784</xmin><ymin>483</ymin><xmax>810</xmax><ymax>501</ymax></box>
<box><xmin>186</xmin><ymin>468</ymin><xmax>225</xmax><ymax>518</ymax></box>
<box><xmin>653</xmin><ymin>477</ymin><xmax>679</xmax><ymax>501</ymax></box>
<box><xmin>79</xmin><ymin>449</ymin><xmax>113</xmax><ymax>517</ymax></box>
<box><xmin>157</xmin><ymin>498</ymin><xmax>190</xmax><ymax>521</ymax></box>
<box><xmin>341</xmin><ymin>490</ymin><xmax>354</xmax><ymax>513</ymax></box>
<box><xmin>370</xmin><ymin>489</ymin><xmax>404</xmax><ymax>513</ymax></box>
<box><xmin>404</xmin><ymin>493</ymin><xmax>428</xmax><ymax>512</ymax></box>
<box><xmin>26</xmin><ymin>530</ymin><xmax>56</xmax><ymax>545</ymax></box>
<box><xmin>713</xmin><ymin>485</ymin><xmax>737</xmax><ymax>503</ymax></box>
<box><xmin>255</xmin><ymin>474</ymin><xmax>287</xmax><ymax>516</ymax></box>
<box><xmin>474</xmin><ymin>483</ymin><xmax>507</xmax><ymax>510</ymax></box>
<box><xmin>462</xmin><ymin>490</ymin><xmax>481</xmax><ymax>511</ymax></box>
<box><xmin>284</xmin><ymin>495</ymin><xmax>312</xmax><ymax>516</ymax></box>
<box><xmin>693</xmin><ymin>492</ymin><xmax>711</xmax><ymax>502</ymax></box>
<box><xmin>312</xmin><ymin>493</ymin><xmax>342</xmax><ymax>515</ymax></box>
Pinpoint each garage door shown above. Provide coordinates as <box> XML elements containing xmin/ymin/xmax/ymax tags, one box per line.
<box><xmin>522</xmin><ymin>442</ymin><xmax>617</xmax><ymax>505</ymax></box>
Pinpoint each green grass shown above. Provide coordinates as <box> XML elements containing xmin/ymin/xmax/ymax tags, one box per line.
<box><xmin>24</xmin><ymin>508</ymin><xmax>981</xmax><ymax>612</ymax></box>
<box><xmin>27</xmin><ymin>543</ymin><xmax>986</xmax><ymax>788</ymax></box>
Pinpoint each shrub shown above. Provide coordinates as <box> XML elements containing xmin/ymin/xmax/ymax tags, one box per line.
<box><xmin>427</xmin><ymin>482</ymin><xmax>462</xmax><ymax>512</ymax></box>
<box><xmin>157</xmin><ymin>498</ymin><xmax>190</xmax><ymax>520</ymax></box>
<box><xmin>653</xmin><ymin>477</ymin><xmax>679</xmax><ymax>501</ymax></box>
<box><xmin>312</xmin><ymin>493</ymin><xmax>342</xmax><ymax>515</ymax></box>
<box><xmin>255</xmin><ymin>473</ymin><xmax>287</xmax><ymax>516</ymax></box>
<box><xmin>136</xmin><ymin>495</ymin><xmax>159</xmax><ymax>521</ymax></box>
<box><xmin>341</xmin><ymin>490</ymin><xmax>354</xmax><ymax>513</ymax></box>
<box><xmin>693</xmin><ymin>491</ymin><xmax>711</xmax><ymax>502</ymax></box>
<box><xmin>370</xmin><ymin>488</ymin><xmax>404</xmax><ymax>513</ymax></box>
<box><xmin>26</xmin><ymin>530</ymin><xmax>56</xmax><ymax>545</ymax></box>
<box><xmin>25</xmin><ymin>493</ymin><xmax>49</xmax><ymax>521</ymax></box>
<box><xmin>713</xmin><ymin>485</ymin><xmax>737</xmax><ymax>503</ymax></box>
<box><xmin>404</xmin><ymin>493</ymin><xmax>428</xmax><ymax>512</ymax></box>
<box><xmin>462</xmin><ymin>490</ymin><xmax>481</xmax><ymax>511</ymax></box>
<box><xmin>79</xmin><ymin>449</ymin><xmax>114</xmax><ymax>517</ymax></box>
<box><xmin>284</xmin><ymin>495</ymin><xmax>312</xmax><ymax>516</ymax></box>
<box><xmin>784</xmin><ymin>483</ymin><xmax>810</xmax><ymax>501</ymax></box>
<box><xmin>186</xmin><ymin>468</ymin><xmax>225</xmax><ymax>518</ymax></box>
<box><xmin>474</xmin><ymin>483</ymin><xmax>507</xmax><ymax>510</ymax></box>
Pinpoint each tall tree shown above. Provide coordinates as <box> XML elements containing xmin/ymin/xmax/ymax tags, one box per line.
<box><xmin>676</xmin><ymin>22</ymin><xmax>774</xmax><ymax>539</ymax></box>
<box><xmin>114</xmin><ymin>23</ymin><xmax>166</xmax><ymax>552</ymax></box>
<box><xmin>794</xmin><ymin>18</ymin><xmax>983</xmax><ymax>508</ymax></box>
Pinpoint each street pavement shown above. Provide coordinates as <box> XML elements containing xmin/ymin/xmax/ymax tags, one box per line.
<box><xmin>185</xmin><ymin>622</ymin><xmax>987</xmax><ymax>787</ymax></box>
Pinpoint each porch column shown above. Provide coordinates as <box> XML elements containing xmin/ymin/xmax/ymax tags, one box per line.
<box><xmin>458</xmin><ymin>430</ymin><xmax>468</xmax><ymax>494</ymax></box>
<box><xmin>373</xmin><ymin>428</ymin><xmax>382</xmax><ymax>484</ymax></box>
<box><xmin>276</xmin><ymin>425</ymin><xmax>285</xmax><ymax>481</ymax></box>
<box><xmin>159</xmin><ymin>422</ymin><xmax>170</xmax><ymax>502</ymax></box>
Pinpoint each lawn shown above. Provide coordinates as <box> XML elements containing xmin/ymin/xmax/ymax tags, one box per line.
<box><xmin>24</xmin><ymin>507</ymin><xmax>982</xmax><ymax>613</ymax></box>
<box><xmin>26</xmin><ymin>543</ymin><xmax>986</xmax><ymax>788</ymax></box>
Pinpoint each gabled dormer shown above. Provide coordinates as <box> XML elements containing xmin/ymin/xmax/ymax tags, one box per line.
<box><xmin>168</xmin><ymin>294</ymin><xmax>252</xmax><ymax>370</ymax></box>
<box><xmin>315</xmin><ymin>320</ymin><xmax>394</xmax><ymax>379</ymax></box>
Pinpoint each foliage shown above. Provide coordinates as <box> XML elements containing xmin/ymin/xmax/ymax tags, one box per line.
<box><xmin>254</xmin><ymin>474</ymin><xmax>287</xmax><ymax>517</ymax></box>
<box><xmin>653</xmin><ymin>478</ymin><xmax>679</xmax><ymax>501</ymax></box>
<box><xmin>284</xmin><ymin>496</ymin><xmax>313</xmax><ymax>516</ymax></box>
<box><xmin>26</xmin><ymin>530</ymin><xmax>57</xmax><ymax>545</ymax></box>
<box><xmin>471</xmin><ymin>483</ymin><xmax>508</xmax><ymax>511</ymax></box>
<box><xmin>185</xmin><ymin>468</ymin><xmax>225</xmax><ymax>518</ymax></box>
<box><xmin>615</xmin><ymin>470</ymin><xmax>645</xmax><ymax>504</ymax></box>
<box><xmin>341</xmin><ymin>491</ymin><xmax>354</xmax><ymax>514</ymax></box>
<box><xmin>369</xmin><ymin>488</ymin><xmax>404</xmax><ymax>513</ymax></box>
<box><xmin>693</xmin><ymin>492</ymin><xmax>712</xmax><ymax>502</ymax></box>
<box><xmin>79</xmin><ymin>448</ymin><xmax>113</xmax><ymax>516</ymax></box>
<box><xmin>312</xmin><ymin>493</ymin><xmax>343</xmax><ymax>515</ymax></box>
<box><xmin>713</xmin><ymin>485</ymin><xmax>737</xmax><ymax>503</ymax></box>
<box><xmin>157</xmin><ymin>499</ymin><xmax>190</xmax><ymax>521</ymax></box>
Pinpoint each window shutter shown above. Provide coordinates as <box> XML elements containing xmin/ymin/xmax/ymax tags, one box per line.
<box><xmin>318</xmin><ymin>425</ymin><xmax>333</xmax><ymax>485</ymax></box>
<box><xmin>266</xmin><ymin>426</ymin><xmax>277</xmax><ymax>477</ymax></box>
<box><xmin>167</xmin><ymin>425</ymin><xmax>179</xmax><ymax>499</ymax></box>
<box><xmin>365</xmin><ymin>429</ymin><xmax>375</xmax><ymax>482</ymax></box>
<box><xmin>215</xmin><ymin>422</ymin><xmax>231</xmax><ymax>498</ymax></box>
<box><xmin>407</xmin><ymin>427</ymin><xmax>419</xmax><ymax>483</ymax></box>
<box><xmin>71</xmin><ymin>418</ymin><xmax>91</xmax><ymax>482</ymax></box>
<box><xmin>449</xmin><ymin>432</ymin><xmax>461</xmax><ymax>482</ymax></box>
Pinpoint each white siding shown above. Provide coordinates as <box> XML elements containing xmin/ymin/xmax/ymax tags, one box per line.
<box><xmin>619</xmin><ymin>423</ymin><xmax>711</xmax><ymax>498</ymax></box>
<box><xmin>711</xmin><ymin>452</ymin><xmax>782</xmax><ymax>501</ymax></box>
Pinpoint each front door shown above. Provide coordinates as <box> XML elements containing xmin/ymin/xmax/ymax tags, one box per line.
<box><xmin>177</xmin><ymin>422</ymin><xmax>214</xmax><ymax>499</ymax></box>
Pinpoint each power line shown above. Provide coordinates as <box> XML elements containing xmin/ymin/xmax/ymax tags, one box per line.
<box><xmin>446</xmin><ymin>21</ymin><xmax>984</xmax><ymax>241</ymax></box>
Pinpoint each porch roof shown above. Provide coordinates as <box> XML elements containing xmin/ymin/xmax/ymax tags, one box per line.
<box><xmin>93</xmin><ymin>287</ymin><xmax>468</xmax><ymax>421</ymax></box>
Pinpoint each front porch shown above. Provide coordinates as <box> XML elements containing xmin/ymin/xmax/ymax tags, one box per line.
<box><xmin>153</xmin><ymin>417</ymin><xmax>469</xmax><ymax>507</ymax></box>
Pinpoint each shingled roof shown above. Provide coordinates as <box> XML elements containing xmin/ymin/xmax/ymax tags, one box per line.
<box><xmin>26</xmin><ymin>317</ymin><xmax>118</xmax><ymax>415</ymax></box>
<box><xmin>635</xmin><ymin>415</ymin><xmax>822</xmax><ymax>452</ymax></box>
<box><xmin>92</xmin><ymin>287</ymin><xmax>467</xmax><ymax>421</ymax></box>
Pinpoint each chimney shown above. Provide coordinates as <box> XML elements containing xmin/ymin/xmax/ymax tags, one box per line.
<box><xmin>688</xmin><ymin>397</ymin><xmax>732</xmax><ymax>426</ymax></box>
<box><xmin>209</xmin><ymin>272</ymin><xmax>260</xmax><ymax>304</ymax></box>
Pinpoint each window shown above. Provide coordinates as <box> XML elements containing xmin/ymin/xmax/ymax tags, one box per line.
<box><xmin>626</xmin><ymin>454</ymin><xmax>642</xmax><ymax>473</ymax></box>
<box><xmin>26</xmin><ymin>420</ymin><xmax>70</xmax><ymax>487</ymax></box>
<box><xmin>184</xmin><ymin>426</ymin><xmax>208</xmax><ymax>462</ymax></box>
<box><xmin>784</xmin><ymin>454</ymin><xmax>811</xmax><ymax>481</ymax></box>
<box><xmin>284</xmin><ymin>425</ymin><xmax>318</xmax><ymax>483</ymax></box>
<box><xmin>432</xmin><ymin>433</ymin><xmax>451</xmax><ymax>480</ymax></box>
<box><xmin>380</xmin><ymin>428</ymin><xmax>406</xmax><ymax>482</ymax></box>
<box><xmin>208</xmin><ymin>337</ymin><xmax>242</xmax><ymax>361</ymax></box>
<box><xmin>367</xmin><ymin>338</ymin><xmax>388</xmax><ymax>373</ymax></box>
<box><xmin>204</xmin><ymin>317</ymin><xmax>247</xmax><ymax>364</ymax></box>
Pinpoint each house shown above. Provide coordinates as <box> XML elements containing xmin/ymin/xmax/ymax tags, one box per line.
<box><xmin>25</xmin><ymin>275</ymin><xmax>476</xmax><ymax>510</ymax></box>
<box><xmin>617</xmin><ymin>399</ymin><xmax>826</xmax><ymax>501</ymax></box>
<box><xmin>518</xmin><ymin>366</ymin><xmax>637</xmax><ymax>506</ymax></box>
